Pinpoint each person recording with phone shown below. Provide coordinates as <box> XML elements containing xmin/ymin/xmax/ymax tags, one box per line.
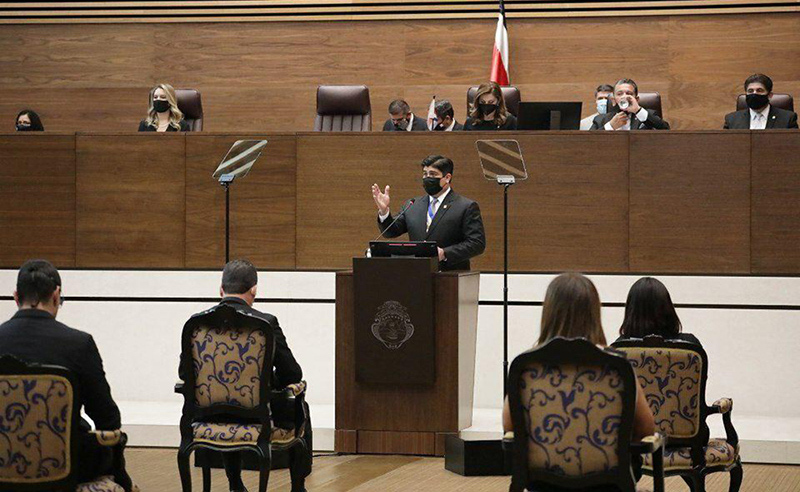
<box><xmin>590</xmin><ymin>78</ymin><xmax>670</xmax><ymax>131</ymax></box>
<box><xmin>371</xmin><ymin>155</ymin><xmax>486</xmax><ymax>271</ymax></box>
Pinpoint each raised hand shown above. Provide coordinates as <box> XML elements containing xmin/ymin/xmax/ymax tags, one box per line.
<box><xmin>371</xmin><ymin>183</ymin><xmax>391</xmax><ymax>215</ymax></box>
<box><xmin>610</xmin><ymin>111</ymin><xmax>630</xmax><ymax>130</ymax></box>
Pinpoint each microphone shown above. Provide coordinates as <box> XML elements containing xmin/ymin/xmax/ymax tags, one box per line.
<box><xmin>366</xmin><ymin>199</ymin><xmax>416</xmax><ymax>257</ymax></box>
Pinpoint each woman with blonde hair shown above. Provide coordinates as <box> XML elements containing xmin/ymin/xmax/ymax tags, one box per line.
<box><xmin>464</xmin><ymin>81</ymin><xmax>517</xmax><ymax>130</ymax></box>
<box><xmin>138</xmin><ymin>83</ymin><xmax>190</xmax><ymax>132</ymax></box>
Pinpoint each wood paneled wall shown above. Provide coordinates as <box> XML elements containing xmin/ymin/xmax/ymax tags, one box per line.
<box><xmin>0</xmin><ymin>13</ymin><xmax>798</xmax><ymax>132</ymax></box>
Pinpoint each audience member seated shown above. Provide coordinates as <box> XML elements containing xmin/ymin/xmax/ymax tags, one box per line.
<box><xmin>724</xmin><ymin>73</ymin><xmax>799</xmax><ymax>129</ymax></box>
<box><xmin>138</xmin><ymin>83</ymin><xmax>190</xmax><ymax>132</ymax></box>
<box><xmin>0</xmin><ymin>259</ymin><xmax>132</xmax><ymax>487</ymax></box>
<box><xmin>432</xmin><ymin>99</ymin><xmax>463</xmax><ymax>131</ymax></box>
<box><xmin>382</xmin><ymin>99</ymin><xmax>428</xmax><ymax>131</ymax></box>
<box><xmin>181</xmin><ymin>259</ymin><xmax>307</xmax><ymax>492</ymax></box>
<box><xmin>15</xmin><ymin>109</ymin><xmax>44</xmax><ymax>131</ymax></box>
<box><xmin>591</xmin><ymin>78</ymin><xmax>670</xmax><ymax>131</ymax></box>
<box><xmin>580</xmin><ymin>84</ymin><xmax>613</xmax><ymax>130</ymax></box>
<box><xmin>463</xmin><ymin>82</ymin><xmax>517</xmax><ymax>130</ymax></box>
<box><xmin>502</xmin><ymin>272</ymin><xmax>655</xmax><ymax>488</ymax></box>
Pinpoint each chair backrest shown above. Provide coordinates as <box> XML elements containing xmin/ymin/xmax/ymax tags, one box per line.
<box><xmin>314</xmin><ymin>85</ymin><xmax>372</xmax><ymax>132</ymax></box>
<box><xmin>467</xmin><ymin>85</ymin><xmax>521</xmax><ymax>117</ymax></box>
<box><xmin>736</xmin><ymin>93</ymin><xmax>794</xmax><ymax>112</ymax></box>
<box><xmin>507</xmin><ymin>338</ymin><xmax>638</xmax><ymax>492</ymax></box>
<box><xmin>175</xmin><ymin>89</ymin><xmax>203</xmax><ymax>131</ymax></box>
<box><xmin>0</xmin><ymin>355</ymin><xmax>80</xmax><ymax>491</ymax></box>
<box><xmin>638</xmin><ymin>92</ymin><xmax>662</xmax><ymax>118</ymax></box>
<box><xmin>611</xmin><ymin>336</ymin><xmax>710</xmax><ymax>456</ymax></box>
<box><xmin>179</xmin><ymin>303</ymin><xmax>276</xmax><ymax>426</ymax></box>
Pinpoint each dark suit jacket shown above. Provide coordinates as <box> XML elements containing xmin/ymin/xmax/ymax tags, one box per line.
<box><xmin>382</xmin><ymin>113</ymin><xmax>429</xmax><ymax>132</ymax></box>
<box><xmin>723</xmin><ymin>106</ymin><xmax>799</xmax><ymax>129</ymax></box>
<box><xmin>463</xmin><ymin>114</ymin><xmax>518</xmax><ymax>131</ymax></box>
<box><xmin>0</xmin><ymin>309</ymin><xmax>121</xmax><ymax>431</ymax></box>
<box><xmin>590</xmin><ymin>107</ymin><xmax>670</xmax><ymax>130</ymax></box>
<box><xmin>433</xmin><ymin>121</ymin><xmax>464</xmax><ymax>131</ymax></box>
<box><xmin>377</xmin><ymin>190</ymin><xmax>486</xmax><ymax>271</ymax></box>
<box><xmin>138</xmin><ymin>119</ymin><xmax>191</xmax><ymax>132</ymax></box>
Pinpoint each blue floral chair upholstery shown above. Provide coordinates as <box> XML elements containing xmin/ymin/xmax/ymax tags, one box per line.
<box><xmin>612</xmin><ymin>336</ymin><xmax>742</xmax><ymax>492</ymax></box>
<box><xmin>0</xmin><ymin>355</ymin><xmax>132</xmax><ymax>492</ymax></box>
<box><xmin>177</xmin><ymin>304</ymin><xmax>310</xmax><ymax>492</ymax></box>
<box><xmin>506</xmin><ymin>338</ymin><xmax>666</xmax><ymax>492</ymax></box>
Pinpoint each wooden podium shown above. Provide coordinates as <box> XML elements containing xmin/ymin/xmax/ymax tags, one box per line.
<box><xmin>334</xmin><ymin>257</ymin><xmax>480</xmax><ymax>456</ymax></box>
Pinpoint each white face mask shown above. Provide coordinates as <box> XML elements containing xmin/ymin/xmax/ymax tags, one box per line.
<box><xmin>596</xmin><ymin>99</ymin><xmax>608</xmax><ymax>115</ymax></box>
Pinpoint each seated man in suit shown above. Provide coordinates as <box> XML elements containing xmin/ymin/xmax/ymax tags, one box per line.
<box><xmin>580</xmin><ymin>84</ymin><xmax>614</xmax><ymax>130</ymax></box>
<box><xmin>724</xmin><ymin>73</ymin><xmax>799</xmax><ymax>129</ymax></box>
<box><xmin>432</xmin><ymin>99</ymin><xmax>464</xmax><ymax>131</ymax></box>
<box><xmin>185</xmin><ymin>259</ymin><xmax>307</xmax><ymax>492</ymax></box>
<box><xmin>0</xmin><ymin>259</ymin><xmax>131</xmax><ymax>487</ymax></box>
<box><xmin>382</xmin><ymin>99</ymin><xmax>429</xmax><ymax>132</ymax></box>
<box><xmin>371</xmin><ymin>155</ymin><xmax>486</xmax><ymax>271</ymax></box>
<box><xmin>591</xmin><ymin>78</ymin><xmax>670</xmax><ymax>131</ymax></box>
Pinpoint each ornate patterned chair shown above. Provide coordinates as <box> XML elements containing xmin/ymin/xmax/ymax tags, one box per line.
<box><xmin>0</xmin><ymin>355</ymin><xmax>132</xmax><ymax>492</ymax></box>
<box><xmin>176</xmin><ymin>303</ymin><xmax>310</xmax><ymax>492</ymax></box>
<box><xmin>506</xmin><ymin>338</ymin><xmax>666</xmax><ymax>492</ymax></box>
<box><xmin>611</xmin><ymin>336</ymin><xmax>742</xmax><ymax>492</ymax></box>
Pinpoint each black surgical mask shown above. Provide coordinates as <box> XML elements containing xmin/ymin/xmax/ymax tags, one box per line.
<box><xmin>479</xmin><ymin>103</ymin><xmax>497</xmax><ymax>116</ymax></box>
<box><xmin>423</xmin><ymin>177</ymin><xmax>444</xmax><ymax>196</ymax></box>
<box><xmin>746</xmin><ymin>93</ymin><xmax>769</xmax><ymax>111</ymax></box>
<box><xmin>153</xmin><ymin>99</ymin><xmax>170</xmax><ymax>113</ymax></box>
<box><xmin>16</xmin><ymin>124</ymin><xmax>32</xmax><ymax>131</ymax></box>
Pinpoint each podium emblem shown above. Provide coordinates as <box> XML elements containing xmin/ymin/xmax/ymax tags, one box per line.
<box><xmin>370</xmin><ymin>301</ymin><xmax>415</xmax><ymax>350</ymax></box>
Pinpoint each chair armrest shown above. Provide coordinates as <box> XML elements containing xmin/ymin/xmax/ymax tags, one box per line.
<box><xmin>630</xmin><ymin>432</ymin><xmax>666</xmax><ymax>492</ymax></box>
<box><xmin>709</xmin><ymin>397</ymin><xmax>739</xmax><ymax>448</ymax></box>
<box><xmin>89</xmin><ymin>429</ymin><xmax>124</xmax><ymax>447</ymax></box>
<box><xmin>174</xmin><ymin>381</ymin><xmax>184</xmax><ymax>394</ymax></box>
<box><xmin>502</xmin><ymin>431</ymin><xmax>514</xmax><ymax>450</ymax></box>
<box><xmin>271</xmin><ymin>380</ymin><xmax>307</xmax><ymax>399</ymax></box>
<box><xmin>89</xmin><ymin>430</ymin><xmax>135</xmax><ymax>491</ymax></box>
<box><xmin>709</xmin><ymin>397</ymin><xmax>733</xmax><ymax>415</ymax></box>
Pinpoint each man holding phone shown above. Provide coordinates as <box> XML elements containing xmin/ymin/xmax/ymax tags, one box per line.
<box><xmin>590</xmin><ymin>78</ymin><xmax>670</xmax><ymax>131</ymax></box>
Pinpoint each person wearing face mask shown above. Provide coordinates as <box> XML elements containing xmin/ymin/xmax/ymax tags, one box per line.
<box><xmin>590</xmin><ymin>78</ymin><xmax>670</xmax><ymax>131</ymax></box>
<box><xmin>432</xmin><ymin>99</ymin><xmax>464</xmax><ymax>131</ymax></box>
<box><xmin>382</xmin><ymin>99</ymin><xmax>429</xmax><ymax>132</ymax></box>
<box><xmin>579</xmin><ymin>84</ymin><xmax>613</xmax><ymax>131</ymax></box>
<box><xmin>463</xmin><ymin>82</ymin><xmax>517</xmax><ymax>131</ymax></box>
<box><xmin>724</xmin><ymin>73</ymin><xmax>798</xmax><ymax>129</ymax></box>
<box><xmin>138</xmin><ymin>83</ymin><xmax>190</xmax><ymax>132</ymax></box>
<box><xmin>371</xmin><ymin>155</ymin><xmax>486</xmax><ymax>271</ymax></box>
<box><xmin>15</xmin><ymin>109</ymin><xmax>44</xmax><ymax>131</ymax></box>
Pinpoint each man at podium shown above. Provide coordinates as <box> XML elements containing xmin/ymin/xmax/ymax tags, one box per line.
<box><xmin>371</xmin><ymin>155</ymin><xmax>486</xmax><ymax>271</ymax></box>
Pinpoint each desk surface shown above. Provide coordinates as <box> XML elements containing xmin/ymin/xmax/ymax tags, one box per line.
<box><xmin>1</xmin><ymin>130</ymin><xmax>797</xmax><ymax>274</ymax></box>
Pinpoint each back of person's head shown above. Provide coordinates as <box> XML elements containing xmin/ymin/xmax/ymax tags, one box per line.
<box><xmin>744</xmin><ymin>73</ymin><xmax>773</xmax><ymax>92</ymax></box>
<box><xmin>146</xmin><ymin>83</ymin><xmax>184</xmax><ymax>129</ymax></box>
<box><xmin>221</xmin><ymin>259</ymin><xmax>258</xmax><ymax>295</ymax></box>
<box><xmin>16</xmin><ymin>109</ymin><xmax>44</xmax><ymax>131</ymax></box>
<box><xmin>16</xmin><ymin>259</ymin><xmax>61</xmax><ymax>307</ymax></box>
<box><xmin>434</xmin><ymin>99</ymin><xmax>455</xmax><ymax>121</ymax></box>
<box><xmin>619</xmin><ymin>277</ymin><xmax>682</xmax><ymax>339</ymax></box>
<box><xmin>388</xmin><ymin>99</ymin><xmax>410</xmax><ymax>116</ymax></box>
<box><xmin>469</xmin><ymin>82</ymin><xmax>509</xmax><ymax>125</ymax></box>
<box><xmin>538</xmin><ymin>272</ymin><xmax>606</xmax><ymax>346</ymax></box>
<box><xmin>421</xmin><ymin>154</ymin><xmax>454</xmax><ymax>177</ymax></box>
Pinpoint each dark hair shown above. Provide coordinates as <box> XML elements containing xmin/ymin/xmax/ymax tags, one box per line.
<box><xmin>16</xmin><ymin>109</ymin><xmax>44</xmax><ymax>131</ymax></box>
<box><xmin>619</xmin><ymin>277</ymin><xmax>682</xmax><ymax>339</ymax></box>
<box><xmin>744</xmin><ymin>73</ymin><xmax>773</xmax><ymax>93</ymax></box>
<box><xmin>388</xmin><ymin>99</ymin><xmax>410</xmax><ymax>115</ymax></box>
<box><xmin>221</xmin><ymin>259</ymin><xmax>258</xmax><ymax>295</ymax></box>
<box><xmin>538</xmin><ymin>273</ymin><xmax>606</xmax><ymax>346</ymax></box>
<box><xmin>614</xmin><ymin>78</ymin><xmax>639</xmax><ymax>96</ymax></box>
<box><xmin>16</xmin><ymin>259</ymin><xmax>61</xmax><ymax>306</ymax></box>
<box><xmin>421</xmin><ymin>155</ymin><xmax>454</xmax><ymax>177</ymax></box>
<box><xmin>434</xmin><ymin>100</ymin><xmax>455</xmax><ymax>120</ymax></box>
<box><xmin>595</xmin><ymin>84</ymin><xmax>614</xmax><ymax>96</ymax></box>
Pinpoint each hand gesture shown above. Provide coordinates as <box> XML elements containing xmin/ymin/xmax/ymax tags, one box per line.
<box><xmin>625</xmin><ymin>96</ymin><xmax>641</xmax><ymax>114</ymax></box>
<box><xmin>372</xmin><ymin>183</ymin><xmax>390</xmax><ymax>215</ymax></box>
<box><xmin>610</xmin><ymin>111</ymin><xmax>630</xmax><ymax>130</ymax></box>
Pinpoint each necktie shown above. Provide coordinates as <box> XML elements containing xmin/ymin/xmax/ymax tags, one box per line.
<box><xmin>427</xmin><ymin>197</ymin><xmax>437</xmax><ymax>231</ymax></box>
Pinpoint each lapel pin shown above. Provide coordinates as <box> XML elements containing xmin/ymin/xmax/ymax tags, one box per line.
<box><xmin>443</xmin><ymin>205</ymin><xmax>449</xmax><ymax>209</ymax></box>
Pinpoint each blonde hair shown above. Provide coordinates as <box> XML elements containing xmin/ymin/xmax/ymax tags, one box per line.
<box><xmin>538</xmin><ymin>273</ymin><xmax>607</xmax><ymax>347</ymax></box>
<box><xmin>144</xmin><ymin>83</ymin><xmax>184</xmax><ymax>130</ymax></box>
<box><xmin>468</xmin><ymin>82</ymin><xmax>509</xmax><ymax>127</ymax></box>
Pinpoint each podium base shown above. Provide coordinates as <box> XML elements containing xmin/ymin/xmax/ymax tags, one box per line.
<box><xmin>444</xmin><ymin>436</ymin><xmax>512</xmax><ymax>476</ymax></box>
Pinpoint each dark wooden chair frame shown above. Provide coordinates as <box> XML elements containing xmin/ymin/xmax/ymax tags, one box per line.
<box><xmin>176</xmin><ymin>303</ymin><xmax>309</xmax><ymax>492</ymax></box>
<box><xmin>506</xmin><ymin>337</ymin><xmax>666</xmax><ymax>492</ymax></box>
<box><xmin>611</xmin><ymin>336</ymin><xmax>743</xmax><ymax>492</ymax></box>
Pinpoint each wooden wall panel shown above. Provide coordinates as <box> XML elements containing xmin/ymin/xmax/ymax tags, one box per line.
<box><xmin>751</xmin><ymin>131</ymin><xmax>800</xmax><ymax>274</ymax></box>
<box><xmin>0</xmin><ymin>134</ymin><xmax>76</xmax><ymax>268</ymax></box>
<box><xmin>76</xmin><ymin>134</ymin><xmax>186</xmax><ymax>267</ymax></box>
<box><xmin>185</xmin><ymin>133</ymin><xmax>296</xmax><ymax>269</ymax></box>
<box><xmin>629</xmin><ymin>132</ymin><xmax>751</xmax><ymax>273</ymax></box>
<box><xmin>1</xmin><ymin>14</ymin><xmax>798</xmax><ymax>133</ymax></box>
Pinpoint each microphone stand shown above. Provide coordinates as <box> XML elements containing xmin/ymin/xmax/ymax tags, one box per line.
<box><xmin>497</xmin><ymin>175</ymin><xmax>515</xmax><ymax>395</ymax></box>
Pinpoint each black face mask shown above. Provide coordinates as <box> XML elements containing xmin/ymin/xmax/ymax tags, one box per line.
<box><xmin>745</xmin><ymin>93</ymin><xmax>770</xmax><ymax>110</ymax></box>
<box><xmin>423</xmin><ymin>177</ymin><xmax>444</xmax><ymax>196</ymax></box>
<box><xmin>16</xmin><ymin>124</ymin><xmax>32</xmax><ymax>131</ymax></box>
<box><xmin>479</xmin><ymin>103</ymin><xmax>498</xmax><ymax>116</ymax></box>
<box><xmin>153</xmin><ymin>99</ymin><xmax>170</xmax><ymax>113</ymax></box>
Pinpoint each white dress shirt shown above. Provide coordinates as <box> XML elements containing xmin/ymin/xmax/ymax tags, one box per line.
<box><xmin>604</xmin><ymin>108</ymin><xmax>649</xmax><ymax>131</ymax></box>
<box><xmin>749</xmin><ymin>105</ymin><xmax>770</xmax><ymax>130</ymax></box>
<box><xmin>405</xmin><ymin>113</ymin><xmax>415</xmax><ymax>132</ymax></box>
<box><xmin>580</xmin><ymin>113</ymin><xmax>598</xmax><ymax>131</ymax></box>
